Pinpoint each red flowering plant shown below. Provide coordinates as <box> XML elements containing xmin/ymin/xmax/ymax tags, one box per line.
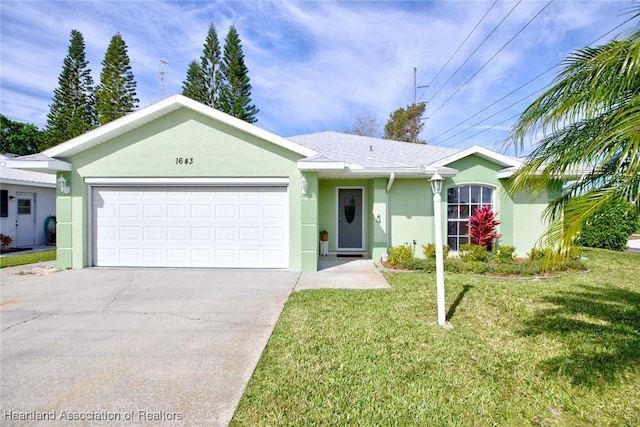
<box><xmin>468</xmin><ymin>206</ymin><xmax>501</xmax><ymax>248</ymax></box>
<box><xmin>0</xmin><ymin>234</ymin><xmax>14</xmax><ymax>247</ymax></box>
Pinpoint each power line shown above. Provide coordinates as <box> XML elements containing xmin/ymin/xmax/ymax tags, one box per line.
<box><xmin>439</xmin><ymin>86</ymin><xmax>546</xmax><ymax>147</ymax></box>
<box><xmin>419</xmin><ymin>0</ymin><xmax>498</xmax><ymax>103</ymax></box>
<box><xmin>430</xmin><ymin>10</ymin><xmax>637</xmax><ymax>147</ymax></box>
<box><xmin>429</xmin><ymin>0</ymin><xmax>554</xmax><ymax>118</ymax></box>
<box><xmin>424</xmin><ymin>0</ymin><xmax>522</xmax><ymax>105</ymax></box>
<box><xmin>445</xmin><ymin>111</ymin><xmax>522</xmax><ymax>149</ymax></box>
<box><xmin>429</xmin><ymin>67</ymin><xmax>555</xmax><ymax>143</ymax></box>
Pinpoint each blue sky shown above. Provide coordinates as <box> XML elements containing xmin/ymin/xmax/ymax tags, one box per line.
<box><xmin>0</xmin><ymin>1</ymin><xmax>636</xmax><ymax>154</ymax></box>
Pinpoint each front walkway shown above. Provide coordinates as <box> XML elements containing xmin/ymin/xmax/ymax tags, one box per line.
<box><xmin>295</xmin><ymin>258</ymin><xmax>390</xmax><ymax>290</ymax></box>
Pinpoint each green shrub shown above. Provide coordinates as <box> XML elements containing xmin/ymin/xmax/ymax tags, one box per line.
<box><xmin>576</xmin><ymin>198</ymin><xmax>640</xmax><ymax>251</ymax></box>
<box><xmin>528</xmin><ymin>247</ymin><xmax>551</xmax><ymax>261</ymax></box>
<box><xmin>402</xmin><ymin>258</ymin><xmax>436</xmax><ymax>272</ymax></box>
<box><xmin>387</xmin><ymin>244</ymin><xmax>414</xmax><ymax>267</ymax></box>
<box><xmin>471</xmin><ymin>261</ymin><xmax>490</xmax><ymax>275</ymax></box>
<box><xmin>422</xmin><ymin>243</ymin><xmax>450</xmax><ymax>260</ymax></box>
<box><xmin>459</xmin><ymin>243</ymin><xmax>489</xmax><ymax>262</ymax></box>
<box><xmin>493</xmin><ymin>245</ymin><xmax>516</xmax><ymax>264</ymax></box>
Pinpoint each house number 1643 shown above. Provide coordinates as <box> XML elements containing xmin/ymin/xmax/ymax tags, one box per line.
<box><xmin>176</xmin><ymin>157</ymin><xmax>194</xmax><ymax>165</ymax></box>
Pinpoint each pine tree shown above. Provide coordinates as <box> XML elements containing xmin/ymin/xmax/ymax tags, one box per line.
<box><xmin>182</xmin><ymin>23</ymin><xmax>221</xmax><ymax>107</ymax></box>
<box><xmin>182</xmin><ymin>60</ymin><xmax>207</xmax><ymax>103</ymax></box>
<box><xmin>45</xmin><ymin>29</ymin><xmax>95</xmax><ymax>148</ymax></box>
<box><xmin>383</xmin><ymin>103</ymin><xmax>426</xmax><ymax>143</ymax></box>
<box><xmin>218</xmin><ymin>26</ymin><xmax>259</xmax><ymax>123</ymax></box>
<box><xmin>201</xmin><ymin>23</ymin><xmax>221</xmax><ymax>107</ymax></box>
<box><xmin>95</xmin><ymin>32</ymin><xmax>139</xmax><ymax>125</ymax></box>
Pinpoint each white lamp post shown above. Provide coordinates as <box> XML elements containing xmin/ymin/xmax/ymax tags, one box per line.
<box><xmin>430</xmin><ymin>172</ymin><xmax>449</xmax><ymax>327</ymax></box>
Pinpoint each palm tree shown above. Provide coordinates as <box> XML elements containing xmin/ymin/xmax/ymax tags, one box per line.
<box><xmin>507</xmin><ymin>10</ymin><xmax>639</xmax><ymax>259</ymax></box>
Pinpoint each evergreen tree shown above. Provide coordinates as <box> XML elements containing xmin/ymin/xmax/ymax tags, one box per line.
<box><xmin>95</xmin><ymin>32</ymin><xmax>139</xmax><ymax>125</ymax></box>
<box><xmin>45</xmin><ymin>29</ymin><xmax>95</xmax><ymax>148</ymax></box>
<box><xmin>383</xmin><ymin>103</ymin><xmax>426</xmax><ymax>143</ymax></box>
<box><xmin>201</xmin><ymin>23</ymin><xmax>221</xmax><ymax>107</ymax></box>
<box><xmin>182</xmin><ymin>60</ymin><xmax>207</xmax><ymax>103</ymax></box>
<box><xmin>218</xmin><ymin>26</ymin><xmax>259</xmax><ymax>123</ymax></box>
<box><xmin>182</xmin><ymin>23</ymin><xmax>221</xmax><ymax>107</ymax></box>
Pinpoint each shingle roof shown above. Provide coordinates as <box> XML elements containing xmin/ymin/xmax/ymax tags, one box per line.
<box><xmin>289</xmin><ymin>131</ymin><xmax>461</xmax><ymax>169</ymax></box>
<box><xmin>0</xmin><ymin>165</ymin><xmax>56</xmax><ymax>187</ymax></box>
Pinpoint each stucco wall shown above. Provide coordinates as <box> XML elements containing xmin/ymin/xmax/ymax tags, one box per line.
<box><xmin>57</xmin><ymin>107</ymin><xmax>305</xmax><ymax>269</ymax></box>
<box><xmin>388</xmin><ymin>179</ymin><xmax>434</xmax><ymax>255</ymax></box>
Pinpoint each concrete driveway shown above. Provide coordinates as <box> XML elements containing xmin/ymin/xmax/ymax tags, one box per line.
<box><xmin>1</xmin><ymin>265</ymin><xmax>298</xmax><ymax>426</ymax></box>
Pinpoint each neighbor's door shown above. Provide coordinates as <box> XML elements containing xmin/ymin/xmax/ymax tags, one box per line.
<box><xmin>15</xmin><ymin>193</ymin><xmax>36</xmax><ymax>247</ymax></box>
<box><xmin>337</xmin><ymin>188</ymin><xmax>364</xmax><ymax>251</ymax></box>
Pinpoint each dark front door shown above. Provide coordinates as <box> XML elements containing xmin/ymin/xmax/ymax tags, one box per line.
<box><xmin>337</xmin><ymin>188</ymin><xmax>363</xmax><ymax>250</ymax></box>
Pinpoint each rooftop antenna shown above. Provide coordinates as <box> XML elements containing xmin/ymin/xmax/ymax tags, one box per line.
<box><xmin>159</xmin><ymin>58</ymin><xmax>168</xmax><ymax>99</ymax></box>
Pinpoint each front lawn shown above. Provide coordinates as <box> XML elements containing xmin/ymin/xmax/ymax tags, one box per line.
<box><xmin>0</xmin><ymin>250</ymin><xmax>56</xmax><ymax>268</ymax></box>
<box><xmin>231</xmin><ymin>248</ymin><xmax>639</xmax><ymax>426</ymax></box>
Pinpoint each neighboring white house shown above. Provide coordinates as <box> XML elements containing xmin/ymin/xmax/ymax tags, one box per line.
<box><xmin>0</xmin><ymin>154</ymin><xmax>56</xmax><ymax>248</ymax></box>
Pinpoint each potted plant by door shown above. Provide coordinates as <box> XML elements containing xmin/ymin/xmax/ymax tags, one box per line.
<box><xmin>319</xmin><ymin>230</ymin><xmax>329</xmax><ymax>241</ymax></box>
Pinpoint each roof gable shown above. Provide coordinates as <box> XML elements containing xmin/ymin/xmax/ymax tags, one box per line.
<box><xmin>44</xmin><ymin>94</ymin><xmax>317</xmax><ymax>159</ymax></box>
<box><xmin>430</xmin><ymin>145</ymin><xmax>522</xmax><ymax>169</ymax></box>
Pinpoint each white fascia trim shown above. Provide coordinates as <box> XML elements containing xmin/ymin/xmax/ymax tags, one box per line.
<box><xmin>497</xmin><ymin>166</ymin><xmax>591</xmax><ymax>179</ymax></box>
<box><xmin>297</xmin><ymin>161</ymin><xmax>346</xmax><ymax>171</ymax></box>
<box><xmin>432</xmin><ymin>145</ymin><xmax>522</xmax><ymax>168</ymax></box>
<box><xmin>44</xmin><ymin>94</ymin><xmax>318</xmax><ymax>159</ymax></box>
<box><xmin>84</xmin><ymin>177</ymin><xmax>290</xmax><ymax>186</ymax></box>
<box><xmin>3</xmin><ymin>158</ymin><xmax>72</xmax><ymax>172</ymax></box>
<box><xmin>346</xmin><ymin>167</ymin><xmax>425</xmax><ymax>175</ymax></box>
<box><xmin>422</xmin><ymin>165</ymin><xmax>459</xmax><ymax>178</ymax></box>
<box><xmin>0</xmin><ymin>178</ymin><xmax>56</xmax><ymax>188</ymax></box>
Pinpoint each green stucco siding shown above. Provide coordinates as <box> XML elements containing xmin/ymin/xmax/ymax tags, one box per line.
<box><xmin>300</xmin><ymin>172</ymin><xmax>319</xmax><ymax>271</ymax></box>
<box><xmin>371</xmin><ymin>178</ymin><xmax>387</xmax><ymax>261</ymax></box>
<box><xmin>388</xmin><ymin>179</ymin><xmax>433</xmax><ymax>256</ymax></box>
<box><xmin>58</xmin><ymin>107</ymin><xmax>306</xmax><ymax>270</ymax></box>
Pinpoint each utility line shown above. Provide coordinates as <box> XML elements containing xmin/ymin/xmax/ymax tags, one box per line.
<box><xmin>418</xmin><ymin>0</ymin><xmax>498</xmax><ymax>103</ymax></box>
<box><xmin>429</xmin><ymin>0</ymin><xmax>554</xmax><ymax>118</ymax></box>
<box><xmin>438</xmin><ymin>86</ymin><xmax>546</xmax><ymax>147</ymax></box>
<box><xmin>445</xmin><ymin>111</ymin><xmax>522</xmax><ymax>149</ymax></box>
<box><xmin>430</xmin><ymin>11</ymin><xmax>636</xmax><ymax>146</ymax></box>
<box><xmin>424</xmin><ymin>0</ymin><xmax>522</xmax><ymax>105</ymax></box>
<box><xmin>429</xmin><ymin>67</ymin><xmax>554</xmax><ymax>143</ymax></box>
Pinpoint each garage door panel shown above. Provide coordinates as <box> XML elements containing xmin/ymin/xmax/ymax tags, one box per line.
<box><xmin>92</xmin><ymin>186</ymin><xmax>288</xmax><ymax>268</ymax></box>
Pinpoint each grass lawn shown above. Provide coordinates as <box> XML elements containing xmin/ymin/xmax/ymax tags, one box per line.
<box><xmin>0</xmin><ymin>250</ymin><xmax>56</xmax><ymax>268</ymax></box>
<box><xmin>231</xmin><ymin>248</ymin><xmax>640</xmax><ymax>426</ymax></box>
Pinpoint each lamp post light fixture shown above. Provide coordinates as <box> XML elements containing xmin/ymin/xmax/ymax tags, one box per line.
<box><xmin>430</xmin><ymin>172</ymin><xmax>450</xmax><ymax>328</ymax></box>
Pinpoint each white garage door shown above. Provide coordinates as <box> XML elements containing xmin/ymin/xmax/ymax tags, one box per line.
<box><xmin>92</xmin><ymin>186</ymin><xmax>289</xmax><ymax>268</ymax></box>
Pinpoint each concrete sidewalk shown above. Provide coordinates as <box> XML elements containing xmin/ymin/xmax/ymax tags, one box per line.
<box><xmin>295</xmin><ymin>258</ymin><xmax>390</xmax><ymax>290</ymax></box>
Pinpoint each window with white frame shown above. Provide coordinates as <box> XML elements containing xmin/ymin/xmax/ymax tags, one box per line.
<box><xmin>446</xmin><ymin>185</ymin><xmax>493</xmax><ymax>251</ymax></box>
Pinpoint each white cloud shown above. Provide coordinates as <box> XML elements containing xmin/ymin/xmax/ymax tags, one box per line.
<box><xmin>0</xmin><ymin>0</ymin><xmax>634</xmax><ymax>153</ymax></box>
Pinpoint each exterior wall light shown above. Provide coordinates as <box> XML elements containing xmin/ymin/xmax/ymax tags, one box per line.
<box><xmin>57</xmin><ymin>175</ymin><xmax>71</xmax><ymax>194</ymax></box>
